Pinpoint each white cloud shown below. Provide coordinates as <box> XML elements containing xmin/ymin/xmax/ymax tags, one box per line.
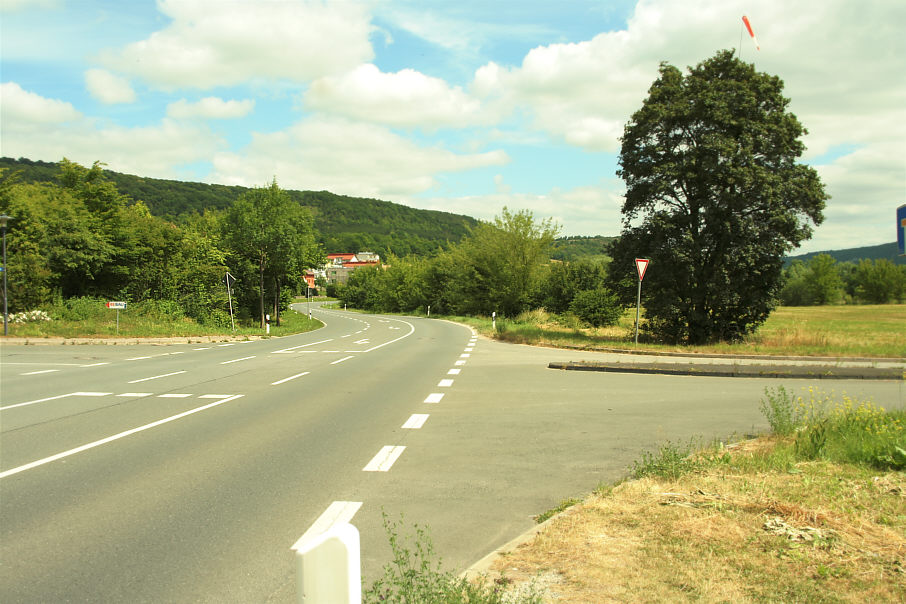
<box><xmin>167</xmin><ymin>97</ymin><xmax>255</xmax><ymax>119</ymax></box>
<box><xmin>84</xmin><ymin>68</ymin><xmax>136</xmax><ymax>104</ymax></box>
<box><xmin>0</xmin><ymin>81</ymin><xmax>81</xmax><ymax>122</ymax></box>
<box><xmin>305</xmin><ymin>64</ymin><xmax>491</xmax><ymax>128</ymax></box>
<box><xmin>209</xmin><ymin>116</ymin><xmax>509</xmax><ymax>198</ymax></box>
<box><xmin>100</xmin><ymin>0</ymin><xmax>374</xmax><ymax>89</ymax></box>
<box><xmin>0</xmin><ymin>85</ymin><xmax>221</xmax><ymax>178</ymax></box>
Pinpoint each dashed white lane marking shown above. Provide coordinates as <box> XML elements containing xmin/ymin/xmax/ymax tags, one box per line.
<box><xmin>273</xmin><ymin>339</ymin><xmax>333</xmax><ymax>353</ymax></box>
<box><xmin>331</xmin><ymin>355</ymin><xmax>354</xmax><ymax>365</ymax></box>
<box><xmin>455</xmin><ymin>360</ymin><xmax>466</xmax><ymax>366</ymax></box>
<box><xmin>128</xmin><ymin>371</ymin><xmax>186</xmax><ymax>383</ymax></box>
<box><xmin>438</xmin><ymin>379</ymin><xmax>454</xmax><ymax>387</ymax></box>
<box><xmin>73</xmin><ymin>391</ymin><xmax>113</xmax><ymax>396</ymax></box>
<box><xmin>424</xmin><ymin>393</ymin><xmax>444</xmax><ymax>404</ymax></box>
<box><xmin>199</xmin><ymin>394</ymin><xmax>236</xmax><ymax>399</ymax></box>
<box><xmin>193</xmin><ymin>347</ymin><xmax>211</xmax><ymax>351</ymax></box>
<box><xmin>271</xmin><ymin>371</ymin><xmax>310</xmax><ymax>385</ymax></box>
<box><xmin>363</xmin><ymin>446</ymin><xmax>406</xmax><ymax>472</ymax></box>
<box><xmin>218</xmin><ymin>343</ymin><xmax>235</xmax><ymax>347</ymax></box>
<box><xmin>460</xmin><ymin>353</ymin><xmax>471</xmax><ymax>358</ymax></box>
<box><xmin>465</xmin><ymin>348</ymin><xmax>474</xmax><ymax>352</ymax></box>
<box><xmin>447</xmin><ymin>369</ymin><xmax>461</xmax><ymax>375</ymax></box>
<box><xmin>118</xmin><ymin>392</ymin><xmax>152</xmax><ymax>397</ymax></box>
<box><xmin>220</xmin><ymin>356</ymin><xmax>256</xmax><ymax>365</ymax></box>
<box><xmin>292</xmin><ymin>501</ymin><xmax>363</xmax><ymax>551</ymax></box>
<box><xmin>402</xmin><ymin>414</ymin><xmax>429</xmax><ymax>429</ymax></box>
<box><xmin>0</xmin><ymin>394</ymin><xmax>244</xmax><ymax>479</ymax></box>
<box><xmin>81</xmin><ymin>363</ymin><xmax>110</xmax><ymax>367</ymax></box>
<box><xmin>21</xmin><ymin>369</ymin><xmax>60</xmax><ymax>375</ymax></box>
<box><xmin>126</xmin><ymin>356</ymin><xmax>152</xmax><ymax>361</ymax></box>
<box><xmin>1</xmin><ymin>393</ymin><xmax>73</xmax><ymax>411</ymax></box>
<box><xmin>158</xmin><ymin>393</ymin><xmax>192</xmax><ymax>398</ymax></box>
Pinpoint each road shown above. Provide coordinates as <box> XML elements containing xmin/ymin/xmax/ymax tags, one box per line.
<box><xmin>2</xmin><ymin>304</ymin><xmax>904</xmax><ymax>602</ymax></box>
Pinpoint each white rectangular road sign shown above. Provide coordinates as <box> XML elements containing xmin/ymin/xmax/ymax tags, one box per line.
<box><xmin>106</xmin><ymin>301</ymin><xmax>127</xmax><ymax>309</ymax></box>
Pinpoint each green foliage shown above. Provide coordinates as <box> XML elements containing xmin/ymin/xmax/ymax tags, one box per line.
<box><xmin>760</xmin><ymin>387</ymin><xmax>906</xmax><ymax>470</ymax></box>
<box><xmin>853</xmin><ymin>258</ymin><xmax>906</xmax><ymax>303</ymax></box>
<box><xmin>549</xmin><ymin>235</ymin><xmax>615</xmax><ymax>262</ymax></box>
<box><xmin>609</xmin><ymin>50</ymin><xmax>827</xmax><ymax>343</ymax></box>
<box><xmin>363</xmin><ymin>511</ymin><xmax>543</xmax><ymax>604</ymax></box>
<box><xmin>631</xmin><ymin>439</ymin><xmax>714</xmax><ymax>481</ymax></box>
<box><xmin>538</xmin><ymin>259</ymin><xmax>608</xmax><ymax>314</ymax></box>
<box><xmin>569</xmin><ymin>288</ymin><xmax>623</xmax><ymax>327</ymax></box>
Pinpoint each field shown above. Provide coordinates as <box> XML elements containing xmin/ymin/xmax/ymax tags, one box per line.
<box><xmin>461</xmin><ymin>305</ymin><xmax>906</xmax><ymax>359</ymax></box>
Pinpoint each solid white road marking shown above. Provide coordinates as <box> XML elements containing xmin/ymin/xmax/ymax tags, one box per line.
<box><xmin>438</xmin><ymin>379</ymin><xmax>454</xmax><ymax>387</ymax></box>
<box><xmin>0</xmin><ymin>395</ymin><xmax>244</xmax><ymax>479</ymax></box>
<box><xmin>128</xmin><ymin>371</ymin><xmax>186</xmax><ymax>383</ymax></box>
<box><xmin>447</xmin><ymin>369</ymin><xmax>461</xmax><ymax>375</ymax></box>
<box><xmin>424</xmin><ymin>393</ymin><xmax>444</xmax><ymax>404</ymax></box>
<box><xmin>402</xmin><ymin>414</ymin><xmax>429</xmax><ymax>429</ymax></box>
<box><xmin>1</xmin><ymin>393</ymin><xmax>74</xmax><ymax>411</ymax></box>
<box><xmin>80</xmin><ymin>363</ymin><xmax>110</xmax><ymax>367</ymax></box>
<box><xmin>157</xmin><ymin>393</ymin><xmax>192</xmax><ymax>398</ymax></box>
<box><xmin>220</xmin><ymin>356</ymin><xmax>255</xmax><ymax>365</ymax></box>
<box><xmin>126</xmin><ymin>356</ymin><xmax>152</xmax><ymax>361</ymax></box>
<box><xmin>363</xmin><ymin>446</ymin><xmax>406</xmax><ymax>471</ymax></box>
<box><xmin>198</xmin><ymin>394</ymin><xmax>236</xmax><ymax>399</ymax></box>
<box><xmin>271</xmin><ymin>372</ymin><xmax>310</xmax><ymax>385</ymax></box>
<box><xmin>21</xmin><ymin>369</ymin><xmax>60</xmax><ymax>375</ymax></box>
<box><xmin>331</xmin><ymin>355</ymin><xmax>354</xmax><ymax>365</ymax></box>
<box><xmin>193</xmin><ymin>347</ymin><xmax>211</xmax><ymax>350</ymax></box>
<box><xmin>72</xmin><ymin>392</ymin><xmax>113</xmax><ymax>396</ymax></box>
<box><xmin>292</xmin><ymin>501</ymin><xmax>363</xmax><ymax>551</ymax></box>
<box><xmin>118</xmin><ymin>392</ymin><xmax>152</xmax><ymax>397</ymax></box>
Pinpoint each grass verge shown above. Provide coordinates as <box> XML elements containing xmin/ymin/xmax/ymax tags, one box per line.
<box><xmin>2</xmin><ymin>298</ymin><xmax>322</xmax><ymax>339</ymax></box>
<box><xmin>456</xmin><ymin>305</ymin><xmax>906</xmax><ymax>358</ymax></box>
<box><xmin>483</xmin><ymin>388</ymin><xmax>906</xmax><ymax>602</ymax></box>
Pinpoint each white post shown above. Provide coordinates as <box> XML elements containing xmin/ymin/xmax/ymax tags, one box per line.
<box><xmin>492</xmin><ymin>311</ymin><xmax>496</xmax><ymax>331</ymax></box>
<box><xmin>427</xmin><ymin>305</ymin><xmax>430</xmax><ymax>317</ymax></box>
<box><xmin>294</xmin><ymin>523</ymin><xmax>361</xmax><ymax>604</ymax></box>
<box><xmin>266</xmin><ymin>313</ymin><xmax>270</xmax><ymax>335</ymax></box>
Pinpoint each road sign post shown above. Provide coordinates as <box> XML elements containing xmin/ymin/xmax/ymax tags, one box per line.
<box><xmin>634</xmin><ymin>259</ymin><xmax>649</xmax><ymax>345</ymax></box>
<box><xmin>224</xmin><ymin>272</ymin><xmax>236</xmax><ymax>331</ymax></box>
<box><xmin>106</xmin><ymin>301</ymin><xmax>127</xmax><ymax>335</ymax></box>
<box><xmin>898</xmin><ymin>205</ymin><xmax>905</xmax><ymax>256</ymax></box>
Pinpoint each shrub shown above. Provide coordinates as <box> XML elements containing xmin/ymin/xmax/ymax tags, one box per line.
<box><xmin>569</xmin><ymin>288</ymin><xmax>622</xmax><ymax>327</ymax></box>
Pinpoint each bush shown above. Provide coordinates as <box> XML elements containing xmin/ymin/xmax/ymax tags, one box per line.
<box><xmin>569</xmin><ymin>288</ymin><xmax>623</xmax><ymax>327</ymax></box>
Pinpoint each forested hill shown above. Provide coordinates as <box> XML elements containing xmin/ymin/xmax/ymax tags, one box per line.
<box><xmin>0</xmin><ymin>157</ymin><xmax>479</xmax><ymax>257</ymax></box>
<box><xmin>786</xmin><ymin>242</ymin><xmax>904</xmax><ymax>266</ymax></box>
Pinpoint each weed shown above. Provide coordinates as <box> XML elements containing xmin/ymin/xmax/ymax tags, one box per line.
<box><xmin>535</xmin><ymin>497</ymin><xmax>582</xmax><ymax>524</ymax></box>
<box><xmin>631</xmin><ymin>439</ymin><xmax>708</xmax><ymax>481</ymax></box>
<box><xmin>363</xmin><ymin>511</ymin><xmax>544</xmax><ymax>604</ymax></box>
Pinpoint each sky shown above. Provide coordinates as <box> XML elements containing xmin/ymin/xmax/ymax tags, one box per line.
<box><xmin>1</xmin><ymin>0</ymin><xmax>904</xmax><ymax>254</ymax></box>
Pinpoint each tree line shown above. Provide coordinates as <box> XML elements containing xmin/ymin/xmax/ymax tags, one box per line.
<box><xmin>781</xmin><ymin>254</ymin><xmax>906</xmax><ymax>305</ymax></box>
<box><xmin>0</xmin><ymin>160</ymin><xmax>322</xmax><ymax>328</ymax></box>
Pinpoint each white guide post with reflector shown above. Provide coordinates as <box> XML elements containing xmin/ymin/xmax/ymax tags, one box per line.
<box><xmin>634</xmin><ymin>259</ymin><xmax>649</xmax><ymax>345</ymax></box>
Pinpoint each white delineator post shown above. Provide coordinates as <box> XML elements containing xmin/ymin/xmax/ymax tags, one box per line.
<box><xmin>293</xmin><ymin>523</ymin><xmax>361</xmax><ymax>604</ymax></box>
<box><xmin>634</xmin><ymin>258</ymin><xmax>649</xmax><ymax>345</ymax></box>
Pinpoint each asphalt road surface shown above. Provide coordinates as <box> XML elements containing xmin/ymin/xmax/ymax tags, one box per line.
<box><xmin>2</xmin><ymin>304</ymin><xmax>904</xmax><ymax>602</ymax></box>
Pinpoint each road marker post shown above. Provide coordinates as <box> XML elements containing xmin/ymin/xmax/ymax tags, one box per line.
<box><xmin>293</xmin><ymin>523</ymin><xmax>361</xmax><ymax>603</ymax></box>
<box><xmin>634</xmin><ymin>259</ymin><xmax>649</xmax><ymax>345</ymax></box>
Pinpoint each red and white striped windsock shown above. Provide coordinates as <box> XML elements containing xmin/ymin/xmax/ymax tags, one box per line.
<box><xmin>742</xmin><ymin>15</ymin><xmax>760</xmax><ymax>50</ymax></box>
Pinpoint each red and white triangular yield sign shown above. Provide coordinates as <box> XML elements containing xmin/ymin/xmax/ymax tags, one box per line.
<box><xmin>635</xmin><ymin>258</ymin><xmax>650</xmax><ymax>281</ymax></box>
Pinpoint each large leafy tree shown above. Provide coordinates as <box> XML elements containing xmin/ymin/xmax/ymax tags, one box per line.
<box><xmin>223</xmin><ymin>180</ymin><xmax>323</xmax><ymax>327</ymax></box>
<box><xmin>608</xmin><ymin>50</ymin><xmax>828</xmax><ymax>343</ymax></box>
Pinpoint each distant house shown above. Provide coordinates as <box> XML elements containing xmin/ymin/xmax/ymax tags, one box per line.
<box><xmin>325</xmin><ymin>252</ymin><xmax>381</xmax><ymax>284</ymax></box>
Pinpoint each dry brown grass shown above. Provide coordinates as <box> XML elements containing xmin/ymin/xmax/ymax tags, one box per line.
<box><xmin>487</xmin><ymin>440</ymin><xmax>906</xmax><ymax>603</ymax></box>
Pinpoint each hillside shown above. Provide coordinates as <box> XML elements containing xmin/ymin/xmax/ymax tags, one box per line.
<box><xmin>786</xmin><ymin>241</ymin><xmax>904</xmax><ymax>266</ymax></box>
<box><xmin>0</xmin><ymin>157</ymin><xmax>478</xmax><ymax>258</ymax></box>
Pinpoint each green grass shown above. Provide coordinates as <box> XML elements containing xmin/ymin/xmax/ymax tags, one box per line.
<box><xmin>4</xmin><ymin>298</ymin><xmax>322</xmax><ymax>339</ymax></box>
<box><xmin>456</xmin><ymin>305</ymin><xmax>906</xmax><ymax>358</ymax></box>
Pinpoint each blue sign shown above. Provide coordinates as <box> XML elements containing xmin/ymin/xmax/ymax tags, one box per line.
<box><xmin>899</xmin><ymin>204</ymin><xmax>906</xmax><ymax>256</ymax></box>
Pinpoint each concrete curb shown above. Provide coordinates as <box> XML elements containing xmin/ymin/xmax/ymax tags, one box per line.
<box><xmin>548</xmin><ymin>361</ymin><xmax>905</xmax><ymax>380</ymax></box>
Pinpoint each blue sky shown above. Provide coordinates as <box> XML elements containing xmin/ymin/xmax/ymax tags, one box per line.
<box><xmin>1</xmin><ymin>0</ymin><xmax>904</xmax><ymax>253</ymax></box>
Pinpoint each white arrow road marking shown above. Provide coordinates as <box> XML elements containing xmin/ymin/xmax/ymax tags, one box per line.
<box><xmin>292</xmin><ymin>501</ymin><xmax>363</xmax><ymax>551</ymax></box>
<box><xmin>0</xmin><ymin>395</ymin><xmax>244</xmax><ymax>479</ymax></box>
<box><xmin>363</xmin><ymin>446</ymin><xmax>406</xmax><ymax>471</ymax></box>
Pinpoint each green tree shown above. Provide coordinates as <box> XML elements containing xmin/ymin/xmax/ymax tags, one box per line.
<box><xmin>455</xmin><ymin>207</ymin><xmax>560</xmax><ymax>316</ymax></box>
<box><xmin>780</xmin><ymin>254</ymin><xmax>842</xmax><ymax>306</ymax></box>
<box><xmin>569</xmin><ymin>288</ymin><xmax>623</xmax><ymax>327</ymax></box>
<box><xmin>223</xmin><ymin>180</ymin><xmax>322</xmax><ymax>327</ymax></box>
<box><xmin>608</xmin><ymin>50</ymin><xmax>827</xmax><ymax>343</ymax></box>
<box><xmin>853</xmin><ymin>259</ymin><xmax>906</xmax><ymax>303</ymax></box>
